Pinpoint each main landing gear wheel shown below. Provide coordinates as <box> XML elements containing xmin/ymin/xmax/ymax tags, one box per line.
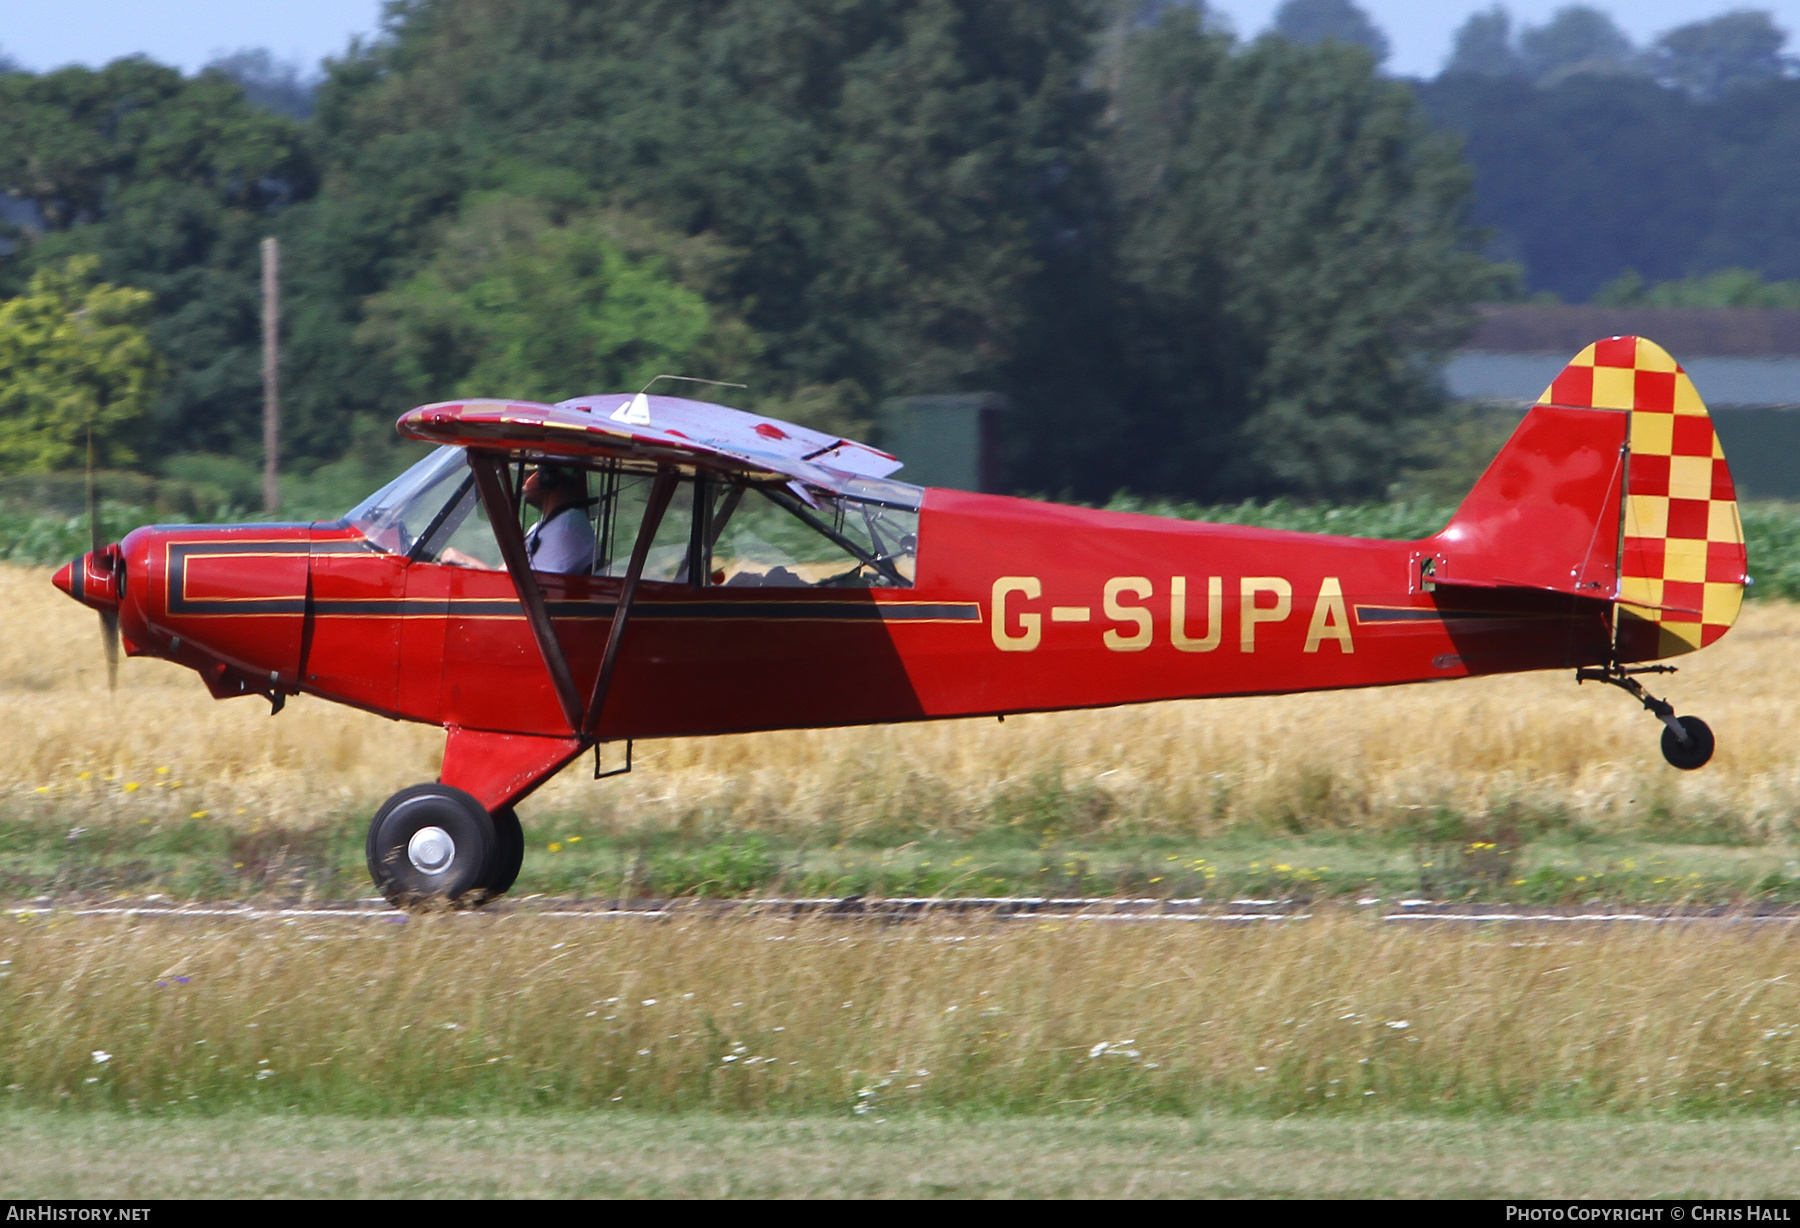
<box><xmin>485</xmin><ymin>805</ymin><xmax>525</xmax><ymax>897</ymax></box>
<box><xmin>366</xmin><ymin>784</ymin><xmax>499</xmax><ymax>909</ymax></box>
<box><xmin>1576</xmin><ymin>664</ymin><xmax>1716</xmax><ymax>772</ymax></box>
<box><xmin>1660</xmin><ymin>715</ymin><xmax>1715</xmax><ymax>771</ymax></box>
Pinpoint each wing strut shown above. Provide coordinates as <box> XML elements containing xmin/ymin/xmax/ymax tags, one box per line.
<box><xmin>469</xmin><ymin>452</ymin><xmax>585</xmax><ymax>733</ymax></box>
<box><xmin>584</xmin><ymin>465</ymin><xmax>678</xmax><ymax>738</ymax></box>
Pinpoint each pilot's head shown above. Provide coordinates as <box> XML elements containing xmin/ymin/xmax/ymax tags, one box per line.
<box><xmin>522</xmin><ymin>465</ymin><xmax>584</xmax><ymax>511</ymax></box>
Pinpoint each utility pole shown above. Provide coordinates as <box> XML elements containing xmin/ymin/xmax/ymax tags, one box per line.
<box><xmin>261</xmin><ymin>236</ymin><xmax>280</xmax><ymax>514</ymax></box>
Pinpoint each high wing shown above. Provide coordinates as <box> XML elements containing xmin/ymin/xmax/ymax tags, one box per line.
<box><xmin>397</xmin><ymin>392</ymin><xmax>904</xmax><ymax>497</ymax></box>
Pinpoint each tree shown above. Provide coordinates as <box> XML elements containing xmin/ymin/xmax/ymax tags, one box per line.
<box><xmin>1518</xmin><ymin>6</ymin><xmax>1639</xmax><ymax>86</ymax></box>
<box><xmin>1272</xmin><ymin>0</ymin><xmax>1389</xmax><ymax>65</ymax></box>
<box><xmin>1443</xmin><ymin>7</ymin><xmax>1523</xmax><ymax>79</ymax></box>
<box><xmin>1416</xmin><ymin>60</ymin><xmax>1800</xmax><ymax>298</ymax></box>
<box><xmin>207</xmin><ymin>49</ymin><xmax>319</xmax><ymax>119</ymax></box>
<box><xmin>1651</xmin><ymin>10</ymin><xmax>1790</xmax><ymax>100</ymax></box>
<box><xmin>0</xmin><ymin>59</ymin><xmax>314</xmax><ymax>461</ymax></box>
<box><xmin>1594</xmin><ymin>266</ymin><xmax>1800</xmax><ymax>308</ymax></box>
<box><xmin>292</xmin><ymin>0</ymin><xmax>1101</xmax><ymax>452</ymax></box>
<box><xmin>1009</xmin><ymin>17</ymin><xmax>1497</xmax><ymax>501</ymax></box>
<box><xmin>361</xmin><ymin>194</ymin><xmax>761</xmax><ymax>405</ymax></box>
<box><xmin>0</xmin><ymin>257</ymin><xmax>164</xmax><ymax>472</ymax></box>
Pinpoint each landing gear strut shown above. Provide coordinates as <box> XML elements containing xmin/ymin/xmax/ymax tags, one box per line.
<box><xmin>1576</xmin><ymin>663</ymin><xmax>1715</xmax><ymax>771</ymax></box>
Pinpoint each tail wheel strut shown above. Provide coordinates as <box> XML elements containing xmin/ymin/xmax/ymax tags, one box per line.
<box><xmin>1576</xmin><ymin>664</ymin><xmax>1714</xmax><ymax>771</ymax></box>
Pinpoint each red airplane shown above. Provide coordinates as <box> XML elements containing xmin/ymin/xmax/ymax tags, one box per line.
<box><xmin>54</xmin><ymin>336</ymin><xmax>1748</xmax><ymax>908</ymax></box>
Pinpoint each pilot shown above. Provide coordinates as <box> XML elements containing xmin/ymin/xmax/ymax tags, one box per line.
<box><xmin>522</xmin><ymin>465</ymin><xmax>597</xmax><ymax>574</ymax></box>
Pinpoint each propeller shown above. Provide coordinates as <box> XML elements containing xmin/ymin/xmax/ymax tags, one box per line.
<box><xmin>87</xmin><ymin>429</ymin><xmax>119</xmax><ymax>690</ymax></box>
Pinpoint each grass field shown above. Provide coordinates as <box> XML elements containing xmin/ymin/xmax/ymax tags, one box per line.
<box><xmin>4</xmin><ymin>561</ymin><xmax>1800</xmax><ymax>903</ymax></box>
<box><xmin>4</xmin><ymin>911</ymin><xmax>1799</xmax><ymax>1117</ymax></box>
<box><xmin>10</xmin><ymin>562</ymin><xmax>1800</xmax><ymax>1198</ymax></box>
<box><xmin>4</xmin><ymin>1111</ymin><xmax>1798</xmax><ymax>1198</ymax></box>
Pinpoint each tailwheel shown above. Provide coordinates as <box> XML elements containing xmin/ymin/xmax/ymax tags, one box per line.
<box><xmin>1660</xmin><ymin>715</ymin><xmax>1715</xmax><ymax>771</ymax></box>
<box><xmin>366</xmin><ymin>784</ymin><xmax>500</xmax><ymax>909</ymax></box>
<box><xmin>1576</xmin><ymin>664</ymin><xmax>1716</xmax><ymax>772</ymax></box>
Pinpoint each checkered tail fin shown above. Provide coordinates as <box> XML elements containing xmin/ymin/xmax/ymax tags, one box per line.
<box><xmin>1537</xmin><ymin>335</ymin><xmax>1748</xmax><ymax>660</ymax></box>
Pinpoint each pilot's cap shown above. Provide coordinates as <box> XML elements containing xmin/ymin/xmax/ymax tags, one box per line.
<box><xmin>530</xmin><ymin>465</ymin><xmax>584</xmax><ymax>492</ymax></box>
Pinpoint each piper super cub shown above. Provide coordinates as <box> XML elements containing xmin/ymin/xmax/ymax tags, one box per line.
<box><xmin>54</xmin><ymin>336</ymin><xmax>1749</xmax><ymax>908</ymax></box>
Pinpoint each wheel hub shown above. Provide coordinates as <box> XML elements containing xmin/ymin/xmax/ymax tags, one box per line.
<box><xmin>407</xmin><ymin>826</ymin><xmax>456</xmax><ymax>874</ymax></box>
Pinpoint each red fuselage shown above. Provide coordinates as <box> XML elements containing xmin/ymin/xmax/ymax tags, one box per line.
<box><xmin>73</xmin><ymin>488</ymin><xmax>1610</xmax><ymax>746</ymax></box>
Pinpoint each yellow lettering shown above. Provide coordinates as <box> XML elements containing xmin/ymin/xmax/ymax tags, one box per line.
<box><xmin>1304</xmin><ymin>577</ymin><xmax>1354</xmax><ymax>653</ymax></box>
<box><xmin>1170</xmin><ymin>576</ymin><xmax>1222</xmax><ymax>652</ymax></box>
<box><xmin>1240</xmin><ymin>577</ymin><xmax>1291</xmax><ymax>651</ymax></box>
<box><xmin>991</xmin><ymin>576</ymin><xmax>1042</xmax><ymax>652</ymax></box>
<box><xmin>1103</xmin><ymin>577</ymin><xmax>1153</xmax><ymax>651</ymax></box>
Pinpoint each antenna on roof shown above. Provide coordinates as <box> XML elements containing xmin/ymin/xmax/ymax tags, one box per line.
<box><xmin>636</xmin><ymin>374</ymin><xmax>749</xmax><ymax>395</ymax></box>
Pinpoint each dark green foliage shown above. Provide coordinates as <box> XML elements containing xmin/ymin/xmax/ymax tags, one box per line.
<box><xmin>1420</xmin><ymin>12</ymin><xmax>1800</xmax><ymax>301</ymax></box>
<box><xmin>206</xmin><ymin>50</ymin><xmax>318</xmax><ymax>119</ymax></box>
<box><xmin>0</xmin><ymin>0</ymin><xmax>1503</xmax><ymax>504</ymax></box>
<box><xmin>1414</xmin><ymin>71</ymin><xmax>1800</xmax><ymax>299</ymax></box>
<box><xmin>1443</xmin><ymin>7</ymin><xmax>1523</xmax><ymax>80</ymax></box>
<box><xmin>1738</xmin><ymin>504</ymin><xmax>1800</xmax><ymax>600</ymax></box>
<box><xmin>1272</xmin><ymin>0</ymin><xmax>1388</xmax><ymax>63</ymax></box>
<box><xmin>292</xmin><ymin>0</ymin><xmax>1101</xmax><ymax>439</ymax></box>
<box><xmin>1516</xmin><ymin>6</ymin><xmax>1637</xmax><ymax>86</ymax></box>
<box><xmin>358</xmin><ymin>197</ymin><xmax>752</xmax><ymax>404</ymax></box>
<box><xmin>1012</xmin><ymin>17</ymin><xmax>1494</xmax><ymax>500</ymax></box>
<box><xmin>1594</xmin><ymin>267</ymin><xmax>1800</xmax><ymax>308</ymax></box>
<box><xmin>0</xmin><ymin>60</ymin><xmax>314</xmax><ymax>459</ymax></box>
<box><xmin>1651</xmin><ymin>10</ymin><xmax>1791</xmax><ymax>101</ymax></box>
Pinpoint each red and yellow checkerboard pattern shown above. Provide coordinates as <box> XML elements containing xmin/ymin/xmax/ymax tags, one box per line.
<box><xmin>1540</xmin><ymin>335</ymin><xmax>1748</xmax><ymax>659</ymax></box>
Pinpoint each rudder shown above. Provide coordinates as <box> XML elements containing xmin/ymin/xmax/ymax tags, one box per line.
<box><xmin>1541</xmin><ymin>336</ymin><xmax>1747</xmax><ymax>660</ymax></box>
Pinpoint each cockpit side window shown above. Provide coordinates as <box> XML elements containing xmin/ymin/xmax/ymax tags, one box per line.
<box><xmin>707</xmin><ymin>481</ymin><xmax>918</xmax><ymax>589</ymax></box>
<box><xmin>586</xmin><ymin>466</ymin><xmax>694</xmax><ymax>581</ymax></box>
<box><xmin>347</xmin><ymin>447</ymin><xmax>922</xmax><ymax>587</ymax></box>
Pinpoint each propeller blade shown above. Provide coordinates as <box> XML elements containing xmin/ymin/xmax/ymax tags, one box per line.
<box><xmin>99</xmin><ymin>608</ymin><xmax>119</xmax><ymax>691</ymax></box>
<box><xmin>87</xmin><ymin>429</ymin><xmax>101</xmax><ymax>557</ymax></box>
<box><xmin>87</xmin><ymin>429</ymin><xmax>118</xmax><ymax>690</ymax></box>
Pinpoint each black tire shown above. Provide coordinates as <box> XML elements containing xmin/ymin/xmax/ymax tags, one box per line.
<box><xmin>485</xmin><ymin>805</ymin><xmax>525</xmax><ymax>898</ymax></box>
<box><xmin>366</xmin><ymin>784</ymin><xmax>498</xmax><ymax>908</ymax></box>
<box><xmin>1660</xmin><ymin>716</ymin><xmax>1715</xmax><ymax>771</ymax></box>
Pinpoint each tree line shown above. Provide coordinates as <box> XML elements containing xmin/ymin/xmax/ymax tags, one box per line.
<box><xmin>1421</xmin><ymin>4</ymin><xmax>1800</xmax><ymax>303</ymax></box>
<box><xmin>0</xmin><ymin>1</ymin><xmax>1507</xmax><ymax>503</ymax></box>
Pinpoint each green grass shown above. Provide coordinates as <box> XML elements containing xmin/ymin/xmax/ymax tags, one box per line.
<box><xmin>1</xmin><ymin>1111</ymin><xmax>1797</xmax><ymax>1198</ymax></box>
<box><xmin>4</xmin><ymin>803</ymin><xmax>1798</xmax><ymax>904</ymax></box>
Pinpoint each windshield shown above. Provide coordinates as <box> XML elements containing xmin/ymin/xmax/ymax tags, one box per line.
<box><xmin>345</xmin><ymin>446</ymin><xmax>472</xmax><ymax>557</ymax></box>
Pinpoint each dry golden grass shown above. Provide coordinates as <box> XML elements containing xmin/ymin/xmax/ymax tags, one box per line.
<box><xmin>9</xmin><ymin>563</ymin><xmax>1800</xmax><ymax>842</ymax></box>
<box><xmin>4</xmin><ymin>910</ymin><xmax>1799</xmax><ymax>1116</ymax></box>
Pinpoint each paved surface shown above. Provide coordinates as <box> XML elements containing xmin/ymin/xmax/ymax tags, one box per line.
<box><xmin>7</xmin><ymin>896</ymin><xmax>1800</xmax><ymax>923</ymax></box>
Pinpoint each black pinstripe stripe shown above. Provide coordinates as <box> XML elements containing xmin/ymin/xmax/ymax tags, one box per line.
<box><xmin>311</xmin><ymin>599</ymin><xmax>979</xmax><ymax>622</ymax></box>
<box><xmin>163</xmin><ymin>543</ymin><xmax>976</xmax><ymax>623</ymax></box>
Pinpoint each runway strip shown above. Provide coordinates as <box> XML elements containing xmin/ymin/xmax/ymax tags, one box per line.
<box><xmin>7</xmin><ymin>897</ymin><xmax>1800</xmax><ymax>923</ymax></box>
